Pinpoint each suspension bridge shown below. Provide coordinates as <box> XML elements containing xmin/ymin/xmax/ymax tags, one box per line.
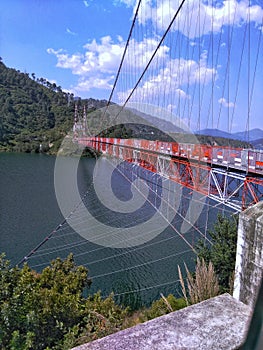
<box><xmin>76</xmin><ymin>133</ymin><xmax>263</xmax><ymax>212</ymax></box>
<box><xmin>19</xmin><ymin>0</ymin><xmax>263</xmax><ymax>307</ymax></box>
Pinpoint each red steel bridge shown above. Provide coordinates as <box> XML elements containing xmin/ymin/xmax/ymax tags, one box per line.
<box><xmin>77</xmin><ymin>135</ymin><xmax>263</xmax><ymax>212</ymax></box>
<box><xmin>72</xmin><ymin>0</ymin><xmax>263</xmax><ymax>214</ymax></box>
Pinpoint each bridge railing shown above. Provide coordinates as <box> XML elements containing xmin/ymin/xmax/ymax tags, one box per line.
<box><xmin>78</xmin><ymin>136</ymin><xmax>263</xmax><ymax>176</ymax></box>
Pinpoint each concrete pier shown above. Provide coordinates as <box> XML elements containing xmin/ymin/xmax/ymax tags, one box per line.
<box><xmin>233</xmin><ymin>201</ymin><xmax>263</xmax><ymax>307</ymax></box>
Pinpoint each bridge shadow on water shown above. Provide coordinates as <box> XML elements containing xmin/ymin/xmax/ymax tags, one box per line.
<box><xmin>25</xmin><ymin>157</ymin><xmax>235</xmax><ymax>309</ymax></box>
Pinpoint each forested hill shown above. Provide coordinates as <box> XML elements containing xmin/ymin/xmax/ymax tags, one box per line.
<box><xmin>0</xmin><ymin>61</ymin><xmax>106</xmax><ymax>153</ymax></box>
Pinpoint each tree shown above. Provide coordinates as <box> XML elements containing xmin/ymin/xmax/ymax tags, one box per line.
<box><xmin>0</xmin><ymin>253</ymin><xmax>131</xmax><ymax>350</ymax></box>
<box><xmin>0</xmin><ymin>254</ymin><xmax>89</xmax><ymax>348</ymax></box>
<box><xmin>195</xmin><ymin>214</ymin><xmax>238</xmax><ymax>293</ymax></box>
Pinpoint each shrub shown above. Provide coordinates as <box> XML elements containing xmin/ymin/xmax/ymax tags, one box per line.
<box><xmin>178</xmin><ymin>258</ymin><xmax>220</xmax><ymax>305</ymax></box>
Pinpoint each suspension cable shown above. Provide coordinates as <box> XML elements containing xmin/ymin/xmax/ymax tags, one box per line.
<box><xmin>103</xmin><ymin>0</ymin><xmax>142</xmax><ymax>118</ymax></box>
<box><xmin>113</xmin><ymin>0</ymin><xmax>187</xmax><ymax>119</ymax></box>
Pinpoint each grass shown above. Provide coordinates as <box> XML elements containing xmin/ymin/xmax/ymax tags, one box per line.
<box><xmin>178</xmin><ymin>258</ymin><xmax>220</xmax><ymax>306</ymax></box>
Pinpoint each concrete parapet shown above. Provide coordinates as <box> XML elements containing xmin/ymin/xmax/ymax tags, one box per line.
<box><xmin>72</xmin><ymin>294</ymin><xmax>251</xmax><ymax>350</ymax></box>
<box><xmin>233</xmin><ymin>201</ymin><xmax>263</xmax><ymax>307</ymax></box>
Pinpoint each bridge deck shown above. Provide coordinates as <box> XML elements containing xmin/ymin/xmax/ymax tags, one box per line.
<box><xmin>79</xmin><ymin>136</ymin><xmax>263</xmax><ymax>176</ymax></box>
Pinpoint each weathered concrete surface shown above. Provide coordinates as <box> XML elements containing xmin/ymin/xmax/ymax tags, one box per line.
<box><xmin>234</xmin><ymin>201</ymin><xmax>263</xmax><ymax>308</ymax></box>
<box><xmin>72</xmin><ymin>294</ymin><xmax>251</xmax><ymax>350</ymax></box>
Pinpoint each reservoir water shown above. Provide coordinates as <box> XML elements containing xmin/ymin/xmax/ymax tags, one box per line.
<box><xmin>0</xmin><ymin>152</ymin><xmax>228</xmax><ymax>308</ymax></box>
<box><xmin>0</xmin><ymin>153</ymin><xmax>64</xmax><ymax>262</ymax></box>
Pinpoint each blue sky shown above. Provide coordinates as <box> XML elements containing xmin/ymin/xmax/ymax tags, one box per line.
<box><xmin>1</xmin><ymin>0</ymin><xmax>263</xmax><ymax>132</ymax></box>
<box><xmin>1</xmin><ymin>0</ymin><xmax>132</xmax><ymax>99</ymax></box>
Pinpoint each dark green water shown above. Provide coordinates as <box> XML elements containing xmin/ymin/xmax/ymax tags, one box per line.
<box><xmin>1</xmin><ymin>153</ymin><xmax>223</xmax><ymax>308</ymax></box>
<box><xmin>0</xmin><ymin>153</ymin><xmax>64</xmax><ymax>263</ymax></box>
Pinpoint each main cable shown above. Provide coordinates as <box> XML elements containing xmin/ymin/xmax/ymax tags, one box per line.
<box><xmin>113</xmin><ymin>0</ymin><xmax>187</xmax><ymax>120</ymax></box>
<box><xmin>103</xmin><ymin>0</ymin><xmax>142</xmax><ymax>118</ymax></box>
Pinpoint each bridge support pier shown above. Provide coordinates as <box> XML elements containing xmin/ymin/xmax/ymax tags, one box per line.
<box><xmin>233</xmin><ymin>201</ymin><xmax>263</xmax><ymax>307</ymax></box>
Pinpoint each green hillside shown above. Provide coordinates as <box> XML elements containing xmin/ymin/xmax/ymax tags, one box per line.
<box><xmin>0</xmin><ymin>61</ymin><xmax>107</xmax><ymax>153</ymax></box>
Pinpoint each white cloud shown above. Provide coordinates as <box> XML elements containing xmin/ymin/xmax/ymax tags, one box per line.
<box><xmin>114</xmin><ymin>0</ymin><xmax>137</xmax><ymax>7</ymax></box>
<box><xmin>175</xmin><ymin>88</ymin><xmax>190</xmax><ymax>99</ymax></box>
<box><xmin>48</xmin><ymin>37</ymin><xmax>125</xmax><ymax>93</ymax></box>
<box><xmin>125</xmin><ymin>37</ymin><xmax>170</xmax><ymax>69</ymax></box>
<box><xmin>47</xmin><ymin>35</ymin><xmax>171</xmax><ymax>94</ymax></box>
<box><xmin>75</xmin><ymin>76</ymin><xmax>114</xmax><ymax>92</ymax></box>
<box><xmin>218</xmin><ymin>97</ymin><xmax>235</xmax><ymax>108</ymax></box>
<box><xmin>132</xmin><ymin>0</ymin><xmax>263</xmax><ymax>38</ymax></box>
<box><xmin>82</xmin><ymin>36</ymin><xmax>125</xmax><ymax>74</ymax></box>
<box><xmin>83</xmin><ymin>0</ymin><xmax>89</xmax><ymax>7</ymax></box>
<box><xmin>66</xmin><ymin>28</ymin><xmax>77</xmax><ymax>36</ymax></box>
<box><xmin>47</xmin><ymin>48</ymin><xmax>84</xmax><ymax>74</ymax></box>
<box><xmin>47</xmin><ymin>36</ymin><xmax>124</xmax><ymax>77</ymax></box>
<box><xmin>118</xmin><ymin>50</ymin><xmax>216</xmax><ymax>103</ymax></box>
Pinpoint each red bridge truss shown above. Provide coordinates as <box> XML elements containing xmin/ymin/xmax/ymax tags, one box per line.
<box><xmin>78</xmin><ymin>136</ymin><xmax>263</xmax><ymax>211</ymax></box>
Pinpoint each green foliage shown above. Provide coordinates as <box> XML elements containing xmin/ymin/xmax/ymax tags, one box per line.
<box><xmin>120</xmin><ymin>294</ymin><xmax>186</xmax><ymax>329</ymax></box>
<box><xmin>0</xmin><ymin>254</ymin><xmax>190</xmax><ymax>350</ymax></box>
<box><xmin>72</xmin><ymin>292</ymin><xmax>129</xmax><ymax>346</ymax></box>
<box><xmin>0</xmin><ymin>61</ymin><xmax>107</xmax><ymax>154</ymax></box>
<box><xmin>196</xmin><ymin>134</ymin><xmax>251</xmax><ymax>148</ymax></box>
<box><xmin>143</xmin><ymin>294</ymin><xmax>186</xmax><ymax>320</ymax></box>
<box><xmin>195</xmin><ymin>214</ymin><xmax>238</xmax><ymax>293</ymax></box>
<box><xmin>0</xmin><ymin>252</ymin><xmax>189</xmax><ymax>349</ymax></box>
<box><xmin>0</xmin><ymin>253</ymin><xmax>129</xmax><ymax>350</ymax></box>
<box><xmin>99</xmin><ymin>123</ymin><xmax>133</xmax><ymax>139</ymax></box>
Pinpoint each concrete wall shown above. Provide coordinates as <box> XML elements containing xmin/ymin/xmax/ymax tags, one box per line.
<box><xmin>233</xmin><ymin>201</ymin><xmax>263</xmax><ymax>307</ymax></box>
<box><xmin>72</xmin><ymin>294</ymin><xmax>251</xmax><ymax>350</ymax></box>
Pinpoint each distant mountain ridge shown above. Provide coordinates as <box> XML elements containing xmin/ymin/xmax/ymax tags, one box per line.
<box><xmin>126</xmin><ymin>107</ymin><xmax>185</xmax><ymax>133</ymax></box>
<box><xmin>196</xmin><ymin>128</ymin><xmax>263</xmax><ymax>142</ymax></box>
<box><xmin>251</xmin><ymin>138</ymin><xmax>263</xmax><ymax>150</ymax></box>
<box><xmin>233</xmin><ymin>128</ymin><xmax>263</xmax><ymax>141</ymax></box>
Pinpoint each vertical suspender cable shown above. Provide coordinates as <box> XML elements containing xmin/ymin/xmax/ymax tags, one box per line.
<box><xmin>198</xmin><ymin>0</ymin><xmax>201</xmax><ymax>133</ymax></box>
<box><xmin>248</xmin><ymin>17</ymin><xmax>263</xmax><ymax>125</ymax></box>
<box><xmin>246</xmin><ymin>1</ymin><xmax>251</xmax><ymax>143</ymax></box>
<box><xmin>103</xmin><ymin>0</ymin><xmax>142</xmax><ymax>117</ymax></box>
<box><xmin>114</xmin><ymin>0</ymin><xmax>187</xmax><ymax>119</ymax></box>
